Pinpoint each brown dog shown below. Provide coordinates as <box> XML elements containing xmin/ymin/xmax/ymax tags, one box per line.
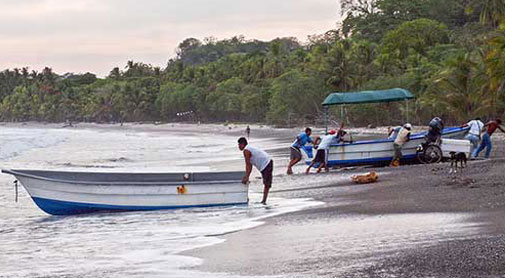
<box><xmin>351</xmin><ymin>171</ymin><xmax>379</xmax><ymax>184</ymax></box>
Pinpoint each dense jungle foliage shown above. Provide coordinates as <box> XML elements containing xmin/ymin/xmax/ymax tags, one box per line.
<box><xmin>2</xmin><ymin>0</ymin><xmax>505</xmax><ymax>126</ymax></box>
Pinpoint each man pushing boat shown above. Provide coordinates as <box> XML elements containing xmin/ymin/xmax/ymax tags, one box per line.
<box><xmin>390</xmin><ymin>123</ymin><xmax>412</xmax><ymax>166</ymax></box>
<box><xmin>238</xmin><ymin>137</ymin><xmax>273</xmax><ymax>205</ymax></box>
<box><xmin>287</xmin><ymin>127</ymin><xmax>313</xmax><ymax>175</ymax></box>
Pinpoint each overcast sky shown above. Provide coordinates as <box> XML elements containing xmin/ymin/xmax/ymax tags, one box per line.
<box><xmin>0</xmin><ymin>0</ymin><xmax>338</xmax><ymax>77</ymax></box>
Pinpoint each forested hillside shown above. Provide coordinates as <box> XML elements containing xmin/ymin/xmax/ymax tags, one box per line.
<box><xmin>1</xmin><ymin>0</ymin><xmax>505</xmax><ymax>126</ymax></box>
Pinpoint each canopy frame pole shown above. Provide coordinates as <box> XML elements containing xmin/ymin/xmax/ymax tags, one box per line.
<box><xmin>324</xmin><ymin>106</ymin><xmax>328</xmax><ymax>134</ymax></box>
<box><xmin>340</xmin><ymin>105</ymin><xmax>344</xmax><ymax>126</ymax></box>
<box><xmin>405</xmin><ymin>99</ymin><xmax>409</xmax><ymax>123</ymax></box>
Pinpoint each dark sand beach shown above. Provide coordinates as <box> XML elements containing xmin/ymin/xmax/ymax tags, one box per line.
<box><xmin>186</xmin><ymin>135</ymin><xmax>505</xmax><ymax>278</ymax></box>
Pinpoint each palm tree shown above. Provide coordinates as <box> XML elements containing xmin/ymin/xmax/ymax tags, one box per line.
<box><xmin>422</xmin><ymin>51</ymin><xmax>490</xmax><ymax>122</ymax></box>
<box><xmin>467</xmin><ymin>0</ymin><xmax>505</xmax><ymax>27</ymax></box>
<box><xmin>326</xmin><ymin>40</ymin><xmax>356</xmax><ymax>91</ymax></box>
<box><xmin>350</xmin><ymin>41</ymin><xmax>377</xmax><ymax>87</ymax></box>
<box><xmin>485</xmin><ymin>23</ymin><xmax>505</xmax><ymax>116</ymax></box>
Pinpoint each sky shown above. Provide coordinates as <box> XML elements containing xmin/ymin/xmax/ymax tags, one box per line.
<box><xmin>0</xmin><ymin>0</ymin><xmax>339</xmax><ymax>77</ymax></box>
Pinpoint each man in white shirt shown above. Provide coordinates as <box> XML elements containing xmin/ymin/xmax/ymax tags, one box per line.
<box><xmin>306</xmin><ymin>129</ymin><xmax>341</xmax><ymax>174</ymax></box>
<box><xmin>462</xmin><ymin>117</ymin><xmax>484</xmax><ymax>155</ymax></box>
<box><xmin>390</xmin><ymin>123</ymin><xmax>412</xmax><ymax>166</ymax></box>
<box><xmin>238</xmin><ymin>137</ymin><xmax>273</xmax><ymax>205</ymax></box>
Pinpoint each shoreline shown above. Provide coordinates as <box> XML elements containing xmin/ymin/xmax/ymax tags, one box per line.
<box><xmin>0</xmin><ymin>120</ymin><xmax>442</xmax><ymax>140</ymax></box>
<box><xmin>184</xmin><ymin>137</ymin><xmax>505</xmax><ymax>277</ymax></box>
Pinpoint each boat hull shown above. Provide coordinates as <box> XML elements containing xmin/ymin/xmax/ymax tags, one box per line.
<box><xmin>31</xmin><ymin>197</ymin><xmax>247</xmax><ymax>215</ymax></box>
<box><xmin>303</xmin><ymin>127</ymin><xmax>469</xmax><ymax>167</ymax></box>
<box><xmin>3</xmin><ymin>170</ymin><xmax>248</xmax><ymax>215</ymax></box>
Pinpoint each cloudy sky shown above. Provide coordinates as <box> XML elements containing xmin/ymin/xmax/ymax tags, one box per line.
<box><xmin>0</xmin><ymin>0</ymin><xmax>339</xmax><ymax>77</ymax></box>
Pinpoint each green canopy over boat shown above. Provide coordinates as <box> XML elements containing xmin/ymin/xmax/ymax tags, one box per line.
<box><xmin>322</xmin><ymin>88</ymin><xmax>414</xmax><ymax>106</ymax></box>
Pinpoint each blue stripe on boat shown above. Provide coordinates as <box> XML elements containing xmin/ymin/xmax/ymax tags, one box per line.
<box><xmin>326</xmin><ymin>154</ymin><xmax>417</xmax><ymax>166</ymax></box>
<box><xmin>32</xmin><ymin>197</ymin><xmax>248</xmax><ymax>215</ymax></box>
<box><xmin>305</xmin><ymin>154</ymin><xmax>418</xmax><ymax>167</ymax></box>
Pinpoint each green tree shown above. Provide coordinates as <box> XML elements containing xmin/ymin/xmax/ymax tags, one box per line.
<box><xmin>422</xmin><ymin>51</ymin><xmax>489</xmax><ymax>122</ymax></box>
<box><xmin>206</xmin><ymin>77</ymin><xmax>245</xmax><ymax>120</ymax></box>
<box><xmin>484</xmin><ymin>23</ymin><xmax>505</xmax><ymax>116</ymax></box>
<box><xmin>156</xmin><ymin>83</ymin><xmax>202</xmax><ymax>121</ymax></box>
<box><xmin>267</xmin><ymin>70</ymin><xmax>328</xmax><ymax>125</ymax></box>
<box><xmin>467</xmin><ymin>0</ymin><xmax>505</xmax><ymax>27</ymax></box>
<box><xmin>382</xmin><ymin>18</ymin><xmax>450</xmax><ymax>59</ymax></box>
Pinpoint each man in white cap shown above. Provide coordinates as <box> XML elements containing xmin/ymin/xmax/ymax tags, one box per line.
<box><xmin>390</xmin><ymin>123</ymin><xmax>412</xmax><ymax>166</ymax></box>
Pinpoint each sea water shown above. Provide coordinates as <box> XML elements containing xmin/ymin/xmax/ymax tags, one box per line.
<box><xmin>0</xmin><ymin>124</ymin><xmax>321</xmax><ymax>278</ymax></box>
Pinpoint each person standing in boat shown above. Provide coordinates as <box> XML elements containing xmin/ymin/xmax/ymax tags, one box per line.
<box><xmin>287</xmin><ymin>127</ymin><xmax>313</xmax><ymax>175</ymax></box>
<box><xmin>390</xmin><ymin>123</ymin><xmax>412</xmax><ymax>166</ymax></box>
<box><xmin>238</xmin><ymin>137</ymin><xmax>273</xmax><ymax>205</ymax></box>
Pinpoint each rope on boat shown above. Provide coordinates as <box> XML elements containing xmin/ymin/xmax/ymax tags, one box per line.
<box><xmin>14</xmin><ymin>180</ymin><xmax>18</xmax><ymax>202</ymax></box>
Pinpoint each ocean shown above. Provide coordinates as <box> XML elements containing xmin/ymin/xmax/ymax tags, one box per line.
<box><xmin>0</xmin><ymin>124</ymin><xmax>321</xmax><ymax>278</ymax></box>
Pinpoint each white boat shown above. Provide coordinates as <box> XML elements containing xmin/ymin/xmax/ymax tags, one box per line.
<box><xmin>306</xmin><ymin>88</ymin><xmax>471</xmax><ymax>167</ymax></box>
<box><xmin>2</xmin><ymin>169</ymin><xmax>248</xmax><ymax>215</ymax></box>
<box><xmin>302</xmin><ymin>126</ymin><xmax>470</xmax><ymax>167</ymax></box>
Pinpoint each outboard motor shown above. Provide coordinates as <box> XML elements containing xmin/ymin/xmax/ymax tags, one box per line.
<box><xmin>426</xmin><ymin>117</ymin><xmax>444</xmax><ymax>144</ymax></box>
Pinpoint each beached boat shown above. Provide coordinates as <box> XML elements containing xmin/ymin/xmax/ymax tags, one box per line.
<box><xmin>302</xmin><ymin>126</ymin><xmax>470</xmax><ymax>167</ymax></box>
<box><xmin>2</xmin><ymin>169</ymin><xmax>248</xmax><ymax>215</ymax></box>
<box><xmin>302</xmin><ymin>88</ymin><xmax>470</xmax><ymax>167</ymax></box>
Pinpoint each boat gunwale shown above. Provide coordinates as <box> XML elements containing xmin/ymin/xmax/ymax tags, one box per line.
<box><xmin>2</xmin><ymin>169</ymin><xmax>244</xmax><ymax>186</ymax></box>
<box><xmin>30</xmin><ymin>187</ymin><xmax>248</xmax><ymax>196</ymax></box>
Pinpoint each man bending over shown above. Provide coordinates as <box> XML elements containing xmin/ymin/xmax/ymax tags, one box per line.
<box><xmin>238</xmin><ymin>137</ymin><xmax>273</xmax><ymax>205</ymax></box>
<box><xmin>287</xmin><ymin>127</ymin><xmax>313</xmax><ymax>175</ymax></box>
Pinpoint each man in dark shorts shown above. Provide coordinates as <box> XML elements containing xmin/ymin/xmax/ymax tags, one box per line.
<box><xmin>306</xmin><ymin>129</ymin><xmax>340</xmax><ymax>174</ymax></box>
<box><xmin>473</xmin><ymin>119</ymin><xmax>505</xmax><ymax>158</ymax></box>
<box><xmin>238</xmin><ymin>137</ymin><xmax>273</xmax><ymax>205</ymax></box>
<box><xmin>287</xmin><ymin>127</ymin><xmax>313</xmax><ymax>175</ymax></box>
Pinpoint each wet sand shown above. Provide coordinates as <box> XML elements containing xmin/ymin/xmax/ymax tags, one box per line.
<box><xmin>186</xmin><ymin>136</ymin><xmax>505</xmax><ymax>277</ymax></box>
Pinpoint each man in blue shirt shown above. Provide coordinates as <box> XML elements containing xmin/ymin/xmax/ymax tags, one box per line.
<box><xmin>287</xmin><ymin>127</ymin><xmax>313</xmax><ymax>175</ymax></box>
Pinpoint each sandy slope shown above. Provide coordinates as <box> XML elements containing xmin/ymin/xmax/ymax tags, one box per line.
<box><xmin>186</xmin><ymin>136</ymin><xmax>505</xmax><ymax>278</ymax></box>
